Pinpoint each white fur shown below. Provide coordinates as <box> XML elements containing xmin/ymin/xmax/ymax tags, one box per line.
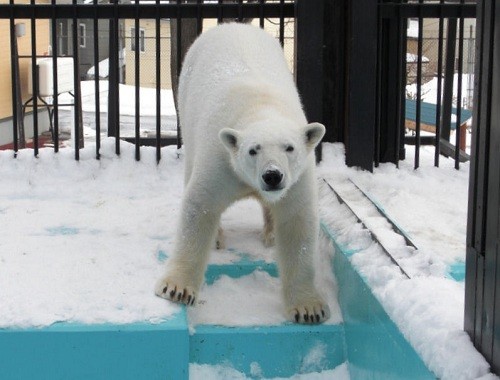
<box><xmin>155</xmin><ymin>23</ymin><xmax>329</xmax><ymax>324</ymax></box>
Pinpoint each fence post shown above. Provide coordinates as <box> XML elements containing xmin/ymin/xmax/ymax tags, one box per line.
<box><xmin>343</xmin><ymin>0</ymin><xmax>378</xmax><ymax>171</ymax></box>
<box><xmin>377</xmin><ymin>1</ymin><xmax>407</xmax><ymax>166</ymax></box>
<box><xmin>294</xmin><ymin>0</ymin><xmax>325</xmax><ymax>162</ymax></box>
<box><xmin>465</xmin><ymin>0</ymin><xmax>500</xmax><ymax>374</ymax></box>
<box><xmin>295</xmin><ymin>0</ymin><xmax>377</xmax><ymax>171</ymax></box>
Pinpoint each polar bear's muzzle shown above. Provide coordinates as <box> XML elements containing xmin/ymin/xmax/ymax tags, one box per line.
<box><xmin>261</xmin><ymin>169</ymin><xmax>284</xmax><ymax>192</ymax></box>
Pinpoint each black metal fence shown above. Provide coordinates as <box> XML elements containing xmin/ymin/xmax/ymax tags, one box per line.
<box><xmin>1</xmin><ymin>0</ymin><xmax>294</xmax><ymax>161</ymax></box>
<box><xmin>378</xmin><ymin>1</ymin><xmax>477</xmax><ymax>170</ymax></box>
<box><xmin>1</xmin><ymin>0</ymin><xmax>477</xmax><ymax>171</ymax></box>
<box><xmin>314</xmin><ymin>0</ymin><xmax>476</xmax><ymax>171</ymax></box>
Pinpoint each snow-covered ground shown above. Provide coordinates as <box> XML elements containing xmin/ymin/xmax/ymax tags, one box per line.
<box><xmin>0</xmin><ymin>138</ymin><xmax>495</xmax><ymax>379</ymax></box>
<box><xmin>0</xmin><ymin>82</ymin><xmax>496</xmax><ymax>379</ymax></box>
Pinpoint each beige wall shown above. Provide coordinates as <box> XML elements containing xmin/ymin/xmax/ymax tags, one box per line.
<box><xmin>124</xmin><ymin>19</ymin><xmax>173</xmax><ymax>89</ymax></box>
<box><xmin>0</xmin><ymin>14</ymin><xmax>50</xmax><ymax>120</ymax></box>
<box><xmin>124</xmin><ymin>18</ymin><xmax>295</xmax><ymax>90</ymax></box>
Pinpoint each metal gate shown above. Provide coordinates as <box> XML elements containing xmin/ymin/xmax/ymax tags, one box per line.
<box><xmin>465</xmin><ymin>0</ymin><xmax>500</xmax><ymax>373</ymax></box>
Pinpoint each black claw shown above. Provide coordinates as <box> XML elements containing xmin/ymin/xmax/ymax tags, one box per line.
<box><xmin>170</xmin><ymin>287</ymin><xmax>176</xmax><ymax>298</ymax></box>
<box><xmin>304</xmin><ymin>314</ymin><xmax>309</xmax><ymax>322</ymax></box>
<box><xmin>321</xmin><ymin>310</ymin><xmax>325</xmax><ymax>318</ymax></box>
<box><xmin>162</xmin><ymin>286</ymin><xmax>168</xmax><ymax>294</ymax></box>
<box><xmin>187</xmin><ymin>295</ymin><xmax>192</xmax><ymax>305</ymax></box>
<box><xmin>177</xmin><ymin>292</ymin><xmax>182</xmax><ymax>301</ymax></box>
<box><xmin>295</xmin><ymin>313</ymin><xmax>300</xmax><ymax>323</ymax></box>
<box><xmin>316</xmin><ymin>314</ymin><xmax>320</xmax><ymax>323</ymax></box>
<box><xmin>190</xmin><ymin>296</ymin><xmax>196</xmax><ymax>306</ymax></box>
<box><xmin>181</xmin><ymin>289</ymin><xmax>187</xmax><ymax>300</ymax></box>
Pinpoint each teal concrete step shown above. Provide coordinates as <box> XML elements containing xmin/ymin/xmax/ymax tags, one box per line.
<box><xmin>322</xmin><ymin>222</ymin><xmax>436</xmax><ymax>379</ymax></box>
<box><xmin>0</xmin><ymin>312</ymin><xmax>189</xmax><ymax>380</ymax></box>
<box><xmin>191</xmin><ymin>324</ymin><xmax>344</xmax><ymax>378</ymax></box>
<box><xmin>0</xmin><ymin>231</ymin><xmax>437</xmax><ymax>379</ymax></box>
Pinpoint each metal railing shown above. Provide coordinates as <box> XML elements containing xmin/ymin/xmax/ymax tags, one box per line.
<box><xmin>0</xmin><ymin>0</ymin><xmax>294</xmax><ymax>161</ymax></box>
<box><xmin>377</xmin><ymin>0</ymin><xmax>477</xmax><ymax>169</ymax></box>
<box><xmin>0</xmin><ymin>0</ymin><xmax>479</xmax><ymax>171</ymax></box>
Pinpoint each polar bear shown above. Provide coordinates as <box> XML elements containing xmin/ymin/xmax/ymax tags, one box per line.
<box><xmin>155</xmin><ymin>23</ymin><xmax>330</xmax><ymax>324</ymax></box>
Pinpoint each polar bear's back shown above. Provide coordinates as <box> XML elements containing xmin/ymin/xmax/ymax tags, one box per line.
<box><xmin>178</xmin><ymin>23</ymin><xmax>303</xmax><ymax>154</ymax></box>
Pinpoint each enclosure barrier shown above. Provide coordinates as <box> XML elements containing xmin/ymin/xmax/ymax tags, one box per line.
<box><xmin>1</xmin><ymin>0</ymin><xmax>476</xmax><ymax>170</ymax></box>
<box><xmin>3</xmin><ymin>0</ymin><xmax>500</xmax><ymax>376</ymax></box>
<box><xmin>1</xmin><ymin>0</ymin><xmax>294</xmax><ymax>161</ymax></box>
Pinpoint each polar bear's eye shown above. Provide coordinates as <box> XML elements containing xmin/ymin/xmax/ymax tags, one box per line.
<box><xmin>249</xmin><ymin>148</ymin><xmax>258</xmax><ymax>156</ymax></box>
<box><xmin>286</xmin><ymin>145</ymin><xmax>295</xmax><ymax>153</ymax></box>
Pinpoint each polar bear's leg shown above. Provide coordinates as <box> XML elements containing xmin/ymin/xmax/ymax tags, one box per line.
<box><xmin>273</xmin><ymin>176</ymin><xmax>330</xmax><ymax>324</ymax></box>
<box><xmin>156</xmin><ymin>172</ymin><xmax>240</xmax><ymax>305</ymax></box>
<box><xmin>261</xmin><ymin>204</ymin><xmax>275</xmax><ymax>247</ymax></box>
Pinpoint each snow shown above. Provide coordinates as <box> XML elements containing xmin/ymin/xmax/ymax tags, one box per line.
<box><xmin>190</xmin><ymin>362</ymin><xmax>350</xmax><ymax>380</ymax></box>
<box><xmin>0</xmin><ymin>82</ymin><xmax>496</xmax><ymax>377</ymax></box>
<box><xmin>407</xmin><ymin>73</ymin><xmax>475</xmax><ymax>110</ymax></box>
<box><xmin>60</xmin><ymin>80</ymin><xmax>177</xmax><ymax>118</ymax></box>
<box><xmin>317</xmin><ymin>143</ymin><xmax>494</xmax><ymax>380</ymax></box>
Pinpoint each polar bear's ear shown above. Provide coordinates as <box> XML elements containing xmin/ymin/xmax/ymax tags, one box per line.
<box><xmin>304</xmin><ymin>123</ymin><xmax>326</xmax><ymax>149</ymax></box>
<box><xmin>219</xmin><ymin>128</ymin><xmax>241</xmax><ymax>152</ymax></box>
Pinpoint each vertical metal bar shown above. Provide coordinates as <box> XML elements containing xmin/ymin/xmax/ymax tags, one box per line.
<box><xmin>197</xmin><ymin>0</ymin><xmax>203</xmax><ymax>35</ymax></box>
<box><xmin>455</xmin><ymin>0</ymin><xmax>465</xmax><ymax>170</ymax></box>
<box><xmin>442</xmin><ymin>18</ymin><xmax>457</xmax><ymax>142</ymax></box>
<box><xmin>414</xmin><ymin>1</ymin><xmax>423</xmax><ymax>169</ymax></box>
<box><xmin>217</xmin><ymin>0</ymin><xmax>223</xmax><ymax>24</ymax></box>
<box><xmin>176</xmin><ymin>0</ymin><xmax>182</xmax><ymax>149</ymax></box>
<box><xmin>156</xmin><ymin>0</ymin><xmax>162</xmax><ymax>162</ymax></box>
<box><xmin>259</xmin><ymin>0</ymin><xmax>264</xmax><ymax>28</ymax></box>
<box><xmin>72</xmin><ymin>0</ymin><xmax>80</xmax><ymax>160</ymax></box>
<box><xmin>237</xmin><ymin>0</ymin><xmax>243</xmax><ymax>22</ymax></box>
<box><xmin>134</xmin><ymin>0</ymin><xmax>141</xmax><ymax>161</ymax></box>
<box><xmin>51</xmin><ymin>0</ymin><xmax>59</xmax><ymax>152</ymax></box>
<box><xmin>114</xmin><ymin>0</ymin><xmax>120</xmax><ymax>155</ymax></box>
<box><xmin>374</xmin><ymin>2</ymin><xmax>382</xmax><ymax>168</ymax></box>
<box><xmin>434</xmin><ymin>0</ymin><xmax>445</xmax><ymax>167</ymax></box>
<box><xmin>395</xmin><ymin>3</ymin><xmax>405</xmax><ymax>169</ymax></box>
<box><xmin>93</xmin><ymin>0</ymin><xmax>101</xmax><ymax>159</ymax></box>
<box><xmin>31</xmin><ymin>0</ymin><xmax>39</xmax><ymax>156</ymax></box>
<box><xmin>9</xmin><ymin>0</ymin><xmax>19</xmax><ymax>154</ymax></box>
<box><xmin>279</xmin><ymin>0</ymin><xmax>285</xmax><ymax>46</ymax></box>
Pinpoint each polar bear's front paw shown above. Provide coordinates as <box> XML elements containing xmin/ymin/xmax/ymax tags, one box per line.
<box><xmin>288</xmin><ymin>301</ymin><xmax>330</xmax><ymax>324</ymax></box>
<box><xmin>155</xmin><ymin>278</ymin><xmax>197</xmax><ymax>306</ymax></box>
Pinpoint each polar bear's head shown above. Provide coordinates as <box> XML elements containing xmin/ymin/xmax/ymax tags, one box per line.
<box><xmin>219</xmin><ymin>122</ymin><xmax>325</xmax><ymax>203</ymax></box>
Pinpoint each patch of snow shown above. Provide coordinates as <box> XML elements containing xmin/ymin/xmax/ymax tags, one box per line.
<box><xmin>317</xmin><ymin>143</ymin><xmax>494</xmax><ymax>380</ymax></box>
<box><xmin>189</xmin><ymin>362</ymin><xmax>350</xmax><ymax>380</ymax></box>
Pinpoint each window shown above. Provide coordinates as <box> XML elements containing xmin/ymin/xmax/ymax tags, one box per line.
<box><xmin>79</xmin><ymin>23</ymin><xmax>86</xmax><ymax>48</ymax></box>
<box><xmin>131</xmin><ymin>28</ymin><xmax>145</xmax><ymax>52</ymax></box>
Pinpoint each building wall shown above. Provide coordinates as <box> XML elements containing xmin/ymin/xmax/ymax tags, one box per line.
<box><xmin>124</xmin><ymin>19</ymin><xmax>173</xmax><ymax>89</ymax></box>
<box><xmin>123</xmin><ymin>18</ymin><xmax>295</xmax><ymax>90</ymax></box>
<box><xmin>0</xmin><ymin>15</ymin><xmax>51</xmax><ymax>120</ymax></box>
<box><xmin>407</xmin><ymin>18</ymin><xmax>476</xmax><ymax>80</ymax></box>
<box><xmin>60</xmin><ymin>18</ymin><xmax>112</xmax><ymax>78</ymax></box>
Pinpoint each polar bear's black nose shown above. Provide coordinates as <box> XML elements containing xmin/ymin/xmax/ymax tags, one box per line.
<box><xmin>262</xmin><ymin>170</ymin><xmax>283</xmax><ymax>189</ymax></box>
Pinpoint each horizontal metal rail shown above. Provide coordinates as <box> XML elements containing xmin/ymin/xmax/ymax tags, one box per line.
<box><xmin>379</xmin><ymin>3</ymin><xmax>476</xmax><ymax>19</ymax></box>
<box><xmin>0</xmin><ymin>3</ymin><xmax>295</xmax><ymax>20</ymax></box>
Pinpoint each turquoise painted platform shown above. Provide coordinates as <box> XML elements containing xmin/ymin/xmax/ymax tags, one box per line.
<box><xmin>0</xmin><ymin>226</ymin><xmax>437</xmax><ymax>379</ymax></box>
